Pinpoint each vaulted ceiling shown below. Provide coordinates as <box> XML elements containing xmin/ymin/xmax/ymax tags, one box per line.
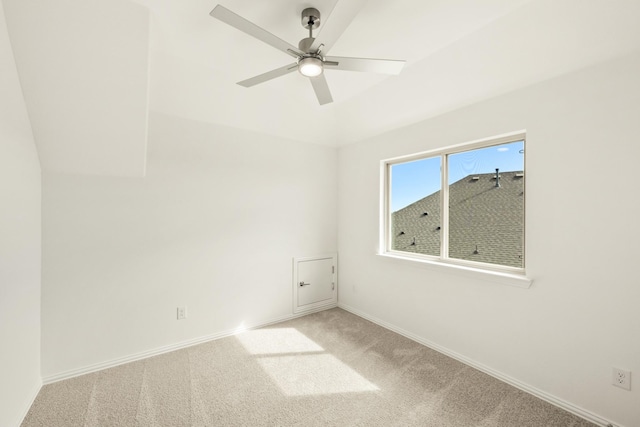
<box><xmin>4</xmin><ymin>0</ymin><xmax>640</xmax><ymax>176</ymax></box>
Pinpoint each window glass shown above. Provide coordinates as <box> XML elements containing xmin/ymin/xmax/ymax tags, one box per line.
<box><xmin>390</xmin><ymin>156</ymin><xmax>441</xmax><ymax>257</ymax></box>
<box><xmin>448</xmin><ymin>141</ymin><xmax>524</xmax><ymax>268</ymax></box>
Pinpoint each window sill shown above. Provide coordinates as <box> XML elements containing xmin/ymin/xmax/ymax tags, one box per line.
<box><xmin>377</xmin><ymin>252</ymin><xmax>533</xmax><ymax>289</ymax></box>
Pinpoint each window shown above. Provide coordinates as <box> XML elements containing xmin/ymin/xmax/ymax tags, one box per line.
<box><xmin>383</xmin><ymin>133</ymin><xmax>525</xmax><ymax>274</ymax></box>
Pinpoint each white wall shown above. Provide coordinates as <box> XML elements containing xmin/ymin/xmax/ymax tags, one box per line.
<box><xmin>3</xmin><ymin>0</ymin><xmax>150</xmax><ymax>177</ymax></box>
<box><xmin>338</xmin><ymin>51</ymin><xmax>640</xmax><ymax>427</ymax></box>
<box><xmin>0</xmin><ymin>2</ymin><xmax>41</xmax><ymax>426</ymax></box>
<box><xmin>41</xmin><ymin>112</ymin><xmax>338</xmax><ymax>378</ymax></box>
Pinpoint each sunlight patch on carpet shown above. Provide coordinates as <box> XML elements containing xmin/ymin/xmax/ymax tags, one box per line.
<box><xmin>258</xmin><ymin>354</ymin><xmax>379</xmax><ymax>396</ymax></box>
<box><xmin>236</xmin><ymin>328</ymin><xmax>324</xmax><ymax>355</ymax></box>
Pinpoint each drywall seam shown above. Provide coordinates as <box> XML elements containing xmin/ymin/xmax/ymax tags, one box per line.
<box><xmin>338</xmin><ymin>302</ymin><xmax>620</xmax><ymax>427</ymax></box>
<box><xmin>42</xmin><ymin>304</ymin><xmax>337</xmax><ymax>384</ymax></box>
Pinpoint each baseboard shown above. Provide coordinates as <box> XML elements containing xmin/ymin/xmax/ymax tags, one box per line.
<box><xmin>13</xmin><ymin>379</ymin><xmax>42</xmax><ymax>427</ymax></box>
<box><xmin>42</xmin><ymin>304</ymin><xmax>336</xmax><ymax>385</ymax></box>
<box><xmin>338</xmin><ymin>303</ymin><xmax>619</xmax><ymax>427</ymax></box>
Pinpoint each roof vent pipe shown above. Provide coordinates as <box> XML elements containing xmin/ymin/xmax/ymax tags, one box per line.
<box><xmin>495</xmin><ymin>168</ymin><xmax>500</xmax><ymax>188</ymax></box>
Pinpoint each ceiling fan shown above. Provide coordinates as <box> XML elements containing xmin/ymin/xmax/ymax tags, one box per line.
<box><xmin>210</xmin><ymin>1</ymin><xmax>406</xmax><ymax>105</ymax></box>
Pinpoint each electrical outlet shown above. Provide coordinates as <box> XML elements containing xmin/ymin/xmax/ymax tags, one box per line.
<box><xmin>612</xmin><ymin>367</ymin><xmax>631</xmax><ymax>390</ymax></box>
<box><xmin>177</xmin><ymin>306</ymin><xmax>187</xmax><ymax>320</ymax></box>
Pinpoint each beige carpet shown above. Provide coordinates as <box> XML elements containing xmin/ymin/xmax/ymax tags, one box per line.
<box><xmin>22</xmin><ymin>308</ymin><xmax>596</xmax><ymax>427</ymax></box>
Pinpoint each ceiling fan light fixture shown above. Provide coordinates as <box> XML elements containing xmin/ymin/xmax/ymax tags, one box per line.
<box><xmin>298</xmin><ymin>56</ymin><xmax>323</xmax><ymax>77</ymax></box>
<box><xmin>210</xmin><ymin>3</ymin><xmax>406</xmax><ymax>105</ymax></box>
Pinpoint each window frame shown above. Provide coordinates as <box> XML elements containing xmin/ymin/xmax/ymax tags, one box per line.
<box><xmin>380</xmin><ymin>131</ymin><xmax>530</xmax><ymax>285</ymax></box>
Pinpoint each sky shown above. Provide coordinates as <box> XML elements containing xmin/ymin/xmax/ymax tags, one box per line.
<box><xmin>390</xmin><ymin>140</ymin><xmax>524</xmax><ymax>211</ymax></box>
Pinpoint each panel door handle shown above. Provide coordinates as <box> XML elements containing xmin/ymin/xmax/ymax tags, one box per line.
<box><xmin>299</xmin><ymin>281</ymin><xmax>311</xmax><ymax>287</ymax></box>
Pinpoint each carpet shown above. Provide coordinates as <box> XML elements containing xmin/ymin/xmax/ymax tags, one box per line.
<box><xmin>22</xmin><ymin>308</ymin><xmax>596</xmax><ymax>426</ymax></box>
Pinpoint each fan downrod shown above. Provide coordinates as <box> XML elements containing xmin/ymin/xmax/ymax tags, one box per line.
<box><xmin>299</xmin><ymin>8</ymin><xmax>321</xmax><ymax>53</ymax></box>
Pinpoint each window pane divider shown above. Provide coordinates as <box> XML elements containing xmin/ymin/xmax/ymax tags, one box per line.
<box><xmin>441</xmin><ymin>154</ymin><xmax>449</xmax><ymax>260</ymax></box>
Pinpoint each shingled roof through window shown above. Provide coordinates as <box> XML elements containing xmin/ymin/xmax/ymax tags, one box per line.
<box><xmin>391</xmin><ymin>171</ymin><xmax>524</xmax><ymax>268</ymax></box>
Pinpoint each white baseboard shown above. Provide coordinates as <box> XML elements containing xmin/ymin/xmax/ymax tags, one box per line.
<box><xmin>42</xmin><ymin>304</ymin><xmax>336</xmax><ymax>385</ymax></box>
<box><xmin>338</xmin><ymin>302</ymin><xmax>619</xmax><ymax>427</ymax></box>
<box><xmin>13</xmin><ymin>379</ymin><xmax>42</xmax><ymax>427</ymax></box>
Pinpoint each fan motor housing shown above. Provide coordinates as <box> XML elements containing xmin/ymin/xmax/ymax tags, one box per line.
<box><xmin>298</xmin><ymin>37</ymin><xmax>315</xmax><ymax>53</ymax></box>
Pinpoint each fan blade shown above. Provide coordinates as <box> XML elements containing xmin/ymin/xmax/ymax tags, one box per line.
<box><xmin>324</xmin><ymin>56</ymin><xmax>405</xmax><ymax>74</ymax></box>
<box><xmin>210</xmin><ymin>5</ymin><xmax>303</xmax><ymax>58</ymax></box>
<box><xmin>309</xmin><ymin>74</ymin><xmax>333</xmax><ymax>105</ymax></box>
<box><xmin>237</xmin><ymin>63</ymin><xmax>298</xmax><ymax>87</ymax></box>
<box><xmin>310</xmin><ymin>0</ymin><xmax>368</xmax><ymax>54</ymax></box>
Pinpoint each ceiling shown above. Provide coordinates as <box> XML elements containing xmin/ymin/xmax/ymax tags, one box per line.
<box><xmin>4</xmin><ymin>0</ymin><xmax>640</xmax><ymax>176</ymax></box>
<box><xmin>142</xmin><ymin>0</ymin><xmax>535</xmax><ymax>144</ymax></box>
